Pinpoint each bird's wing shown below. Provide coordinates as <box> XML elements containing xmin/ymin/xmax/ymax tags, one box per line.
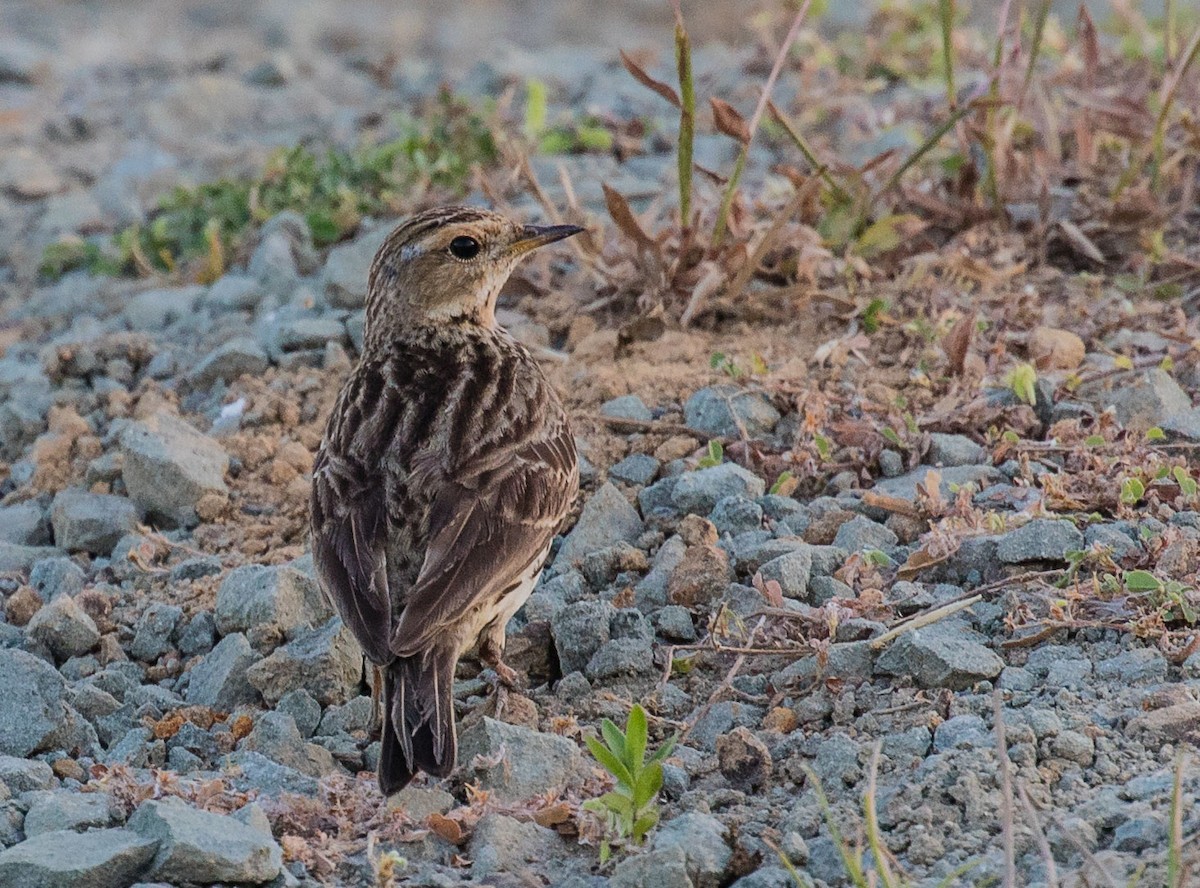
<box><xmin>388</xmin><ymin>415</ymin><xmax>577</xmax><ymax>657</ymax></box>
<box><xmin>310</xmin><ymin>373</ymin><xmax>400</xmax><ymax>666</ymax></box>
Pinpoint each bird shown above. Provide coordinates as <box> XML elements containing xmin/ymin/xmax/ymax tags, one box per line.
<box><xmin>310</xmin><ymin>206</ymin><xmax>582</xmax><ymax>796</ymax></box>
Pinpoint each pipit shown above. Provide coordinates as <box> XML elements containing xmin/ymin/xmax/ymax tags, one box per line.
<box><xmin>310</xmin><ymin>206</ymin><xmax>582</xmax><ymax>795</ymax></box>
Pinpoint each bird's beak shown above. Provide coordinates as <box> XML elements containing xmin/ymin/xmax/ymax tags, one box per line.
<box><xmin>508</xmin><ymin>223</ymin><xmax>585</xmax><ymax>257</ymax></box>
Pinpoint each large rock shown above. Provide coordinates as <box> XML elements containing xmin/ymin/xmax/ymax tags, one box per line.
<box><xmin>0</xmin><ymin>649</ymin><xmax>72</xmax><ymax>756</ymax></box>
<box><xmin>239</xmin><ymin>712</ymin><xmax>337</xmax><ymax>778</ymax></box>
<box><xmin>0</xmin><ymin>755</ymin><xmax>54</xmax><ymax>793</ymax></box>
<box><xmin>0</xmin><ymin>828</ymin><xmax>158</xmax><ymax>888</ymax></box>
<box><xmin>118</xmin><ymin>411</ymin><xmax>228</xmax><ymax>527</ymax></box>
<box><xmin>996</xmin><ymin>519</ymin><xmax>1084</xmax><ymax>563</ymax></box>
<box><xmin>215</xmin><ymin>564</ymin><xmax>331</xmax><ymax>651</ymax></box>
<box><xmin>49</xmin><ymin>490</ymin><xmax>138</xmax><ymax>555</ymax></box>
<box><xmin>685</xmin><ymin>385</ymin><xmax>780</xmax><ymax>439</ymax></box>
<box><xmin>0</xmin><ymin>501</ymin><xmax>50</xmax><ymax>547</ymax></box>
<box><xmin>652</xmin><ymin>812</ymin><xmax>732</xmax><ymax>888</ymax></box>
<box><xmin>458</xmin><ymin>717</ymin><xmax>581</xmax><ymax>803</ymax></box>
<box><xmin>23</xmin><ymin>791</ymin><xmax>118</xmax><ymax>837</ymax></box>
<box><xmin>189</xmin><ymin>337</ymin><xmax>270</xmax><ymax>388</ymax></box>
<box><xmin>245</xmin><ymin>617</ymin><xmax>362</xmax><ymax>706</ymax></box>
<box><xmin>321</xmin><ymin>225</ymin><xmax>392</xmax><ymax>309</ymax></box>
<box><xmin>1079</xmin><ymin>368</ymin><xmax>1191</xmax><ymax>430</ymax></box>
<box><xmin>185</xmin><ymin>633</ymin><xmax>261</xmax><ymax>710</ymax></box>
<box><xmin>26</xmin><ymin>594</ymin><xmax>101</xmax><ymax>661</ymax></box>
<box><xmin>469</xmin><ymin>813</ymin><xmax>562</xmax><ymax>882</ymax></box>
<box><xmin>557</xmin><ymin>482</ymin><xmax>643</xmax><ymax>563</ymax></box>
<box><xmin>128</xmin><ymin>797</ymin><xmax>282</xmax><ymax>884</ymax></box>
<box><xmin>672</xmin><ymin>463</ymin><xmax>765</xmax><ymax>515</ymax></box>
<box><xmin>871</xmin><ymin>464</ymin><xmax>1001</xmax><ymax>503</ymax></box>
<box><xmin>876</xmin><ymin>625</ymin><xmax>1004</xmax><ymax>690</ymax></box>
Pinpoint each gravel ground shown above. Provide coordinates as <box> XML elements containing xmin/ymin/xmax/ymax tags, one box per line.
<box><xmin>0</xmin><ymin>3</ymin><xmax>1198</xmax><ymax>888</ymax></box>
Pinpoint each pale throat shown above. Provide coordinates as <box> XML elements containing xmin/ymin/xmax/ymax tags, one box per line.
<box><xmin>421</xmin><ymin>261</ymin><xmax>514</xmax><ymax>327</ymax></box>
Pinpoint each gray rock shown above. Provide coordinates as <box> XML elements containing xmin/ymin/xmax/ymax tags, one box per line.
<box><xmin>119</xmin><ymin>412</ymin><xmax>228</xmax><ymax>527</ymax></box>
<box><xmin>27</xmin><ymin>594</ymin><xmax>100</xmax><ymax>661</ymax></box>
<box><xmin>29</xmin><ymin>556</ymin><xmax>84</xmax><ymax>600</ymax></box>
<box><xmin>871</xmin><ymin>464</ymin><xmax>1001</xmax><ymax>503</ymax></box>
<box><xmin>315</xmin><ymin>695</ymin><xmax>373</xmax><ymax>737</ymax></box>
<box><xmin>638</xmin><ymin>476</ymin><xmax>680</xmax><ymax>516</ymax></box>
<box><xmin>1111</xmin><ymin>816</ymin><xmax>1164</xmax><ymax>852</ymax></box>
<box><xmin>23</xmin><ymin>790</ymin><xmax>117</xmax><ymax>836</ymax></box>
<box><xmin>1085</xmin><ymin>524</ymin><xmax>1141</xmax><ymax>561</ymax></box>
<box><xmin>684</xmin><ymin>385</ymin><xmax>780</xmax><ymax>439</ymax></box>
<box><xmin>756</xmin><ymin>548</ymin><xmax>812</xmax><ymax>600</ymax></box>
<box><xmin>551</xmin><ymin>600</ymin><xmax>615</xmax><ymax>675</ymax></box>
<box><xmin>128</xmin><ymin>603</ymin><xmax>184</xmax><ymax>662</ymax></box>
<box><xmin>49</xmin><ymin>490</ymin><xmax>138</xmax><ymax>555</ymax></box>
<box><xmin>1079</xmin><ymin>368</ymin><xmax>1191</xmax><ymax>429</ymax></box>
<box><xmin>275</xmin><ymin>689</ymin><xmax>322</xmax><ymax>739</ymax></box>
<box><xmin>933</xmin><ymin>714</ymin><xmax>990</xmax><ymax>751</ymax></box>
<box><xmin>128</xmin><ymin>797</ymin><xmax>282</xmax><ymax>884</ymax></box>
<box><xmin>652</xmin><ymin>812</ymin><xmax>731</xmax><ymax>888</ymax></box>
<box><xmin>875</xmin><ymin>625</ymin><xmax>1004</xmax><ymax>690</ymax></box>
<box><xmin>635</xmin><ymin>535</ymin><xmax>686</xmax><ymax>609</ymax></box>
<box><xmin>609</xmin><ymin>453</ymin><xmax>661</xmax><ymax>486</ymax></box>
<box><xmin>0</xmin><ymin>649</ymin><xmax>75</xmax><ymax>756</ymax></box>
<box><xmin>926</xmin><ymin>433</ymin><xmax>986</xmax><ymax>467</ymax></box>
<box><xmin>557</xmin><ymin>482</ymin><xmax>643</xmax><ymax>562</ymax></box>
<box><xmin>0</xmin><ymin>501</ymin><xmax>50</xmax><ymax>547</ymax></box>
<box><xmin>832</xmin><ymin>515</ymin><xmax>898</xmax><ymax>553</ymax></box>
<box><xmin>611</xmin><ymin>845</ymin><xmax>693</xmax><ymax>888</ymax></box>
<box><xmin>104</xmin><ymin>726</ymin><xmax>162</xmax><ymax>768</ymax></box>
<box><xmin>996</xmin><ymin>519</ymin><xmax>1084</xmax><ymax>563</ymax></box>
<box><xmin>239</xmin><ymin>711</ymin><xmax>337</xmax><ymax>778</ymax></box>
<box><xmin>0</xmin><ymin>755</ymin><xmax>54</xmax><ymax>793</ymax></box>
<box><xmin>184</xmin><ymin>633</ymin><xmax>261</xmax><ymax>710</ymax></box>
<box><xmin>653</xmin><ymin>605</ymin><xmax>696</xmax><ymax>642</ymax></box>
<box><xmin>672</xmin><ymin>464</ymin><xmax>765</xmax><ymax>515</ymax></box>
<box><xmin>709</xmin><ymin>496</ymin><xmax>763</xmax><ymax>536</ymax></box>
<box><xmin>386</xmin><ymin>784</ymin><xmax>455</xmax><ymax>821</ymax></box>
<box><xmin>123</xmin><ymin>286</ymin><xmax>205</xmax><ymax>331</ymax></box>
<box><xmin>469</xmin><ymin>812</ymin><xmax>562</xmax><ymax>881</ymax></box>
<box><xmin>599</xmin><ymin>394</ymin><xmax>653</xmax><ymax>422</ymax></box>
<box><xmin>586</xmin><ymin>636</ymin><xmax>655</xmax><ymax>681</ymax></box>
<box><xmin>177</xmin><ymin>612</ymin><xmax>217</xmax><ymax>657</ymax></box>
<box><xmin>0</xmin><ymin>828</ymin><xmax>158</xmax><ymax>888</ymax></box>
<box><xmin>189</xmin><ymin>338</ymin><xmax>270</xmax><ymax>388</ymax></box>
<box><xmin>222</xmin><ymin>750</ymin><xmax>319</xmax><ymax>797</ymax></box>
<box><xmin>245</xmin><ymin>617</ymin><xmax>363</xmax><ymax>706</ymax></box>
<box><xmin>215</xmin><ymin>564</ymin><xmax>330</xmax><ymax>652</ymax></box>
<box><xmin>206</xmin><ymin>275</ymin><xmax>264</xmax><ymax>312</ymax></box>
<box><xmin>1095</xmin><ymin>647</ymin><xmax>1167</xmax><ymax>684</ymax></box>
<box><xmin>321</xmin><ymin>226</ymin><xmax>392</xmax><ymax>309</ymax></box>
<box><xmin>458</xmin><ymin>717</ymin><xmax>580</xmax><ymax>803</ymax></box>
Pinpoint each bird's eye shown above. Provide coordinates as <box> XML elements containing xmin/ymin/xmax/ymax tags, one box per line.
<box><xmin>448</xmin><ymin>236</ymin><xmax>481</xmax><ymax>260</ymax></box>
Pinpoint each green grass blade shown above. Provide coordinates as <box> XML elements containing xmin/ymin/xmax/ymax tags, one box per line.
<box><xmin>938</xmin><ymin>0</ymin><xmax>956</xmax><ymax>109</ymax></box>
<box><xmin>768</xmin><ymin>103</ymin><xmax>851</xmax><ymax>204</ymax></box>
<box><xmin>711</xmin><ymin>147</ymin><xmax>747</xmax><ymax>247</ymax></box>
<box><xmin>672</xmin><ymin>1</ymin><xmax>695</xmax><ymax>223</ymax></box>
<box><xmin>804</xmin><ymin>767</ymin><xmax>869</xmax><ymax>886</ymax></box>
<box><xmin>1019</xmin><ymin>0</ymin><xmax>1052</xmax><ymax>108</ymax></box>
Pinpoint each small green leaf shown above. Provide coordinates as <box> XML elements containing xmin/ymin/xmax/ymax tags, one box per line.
<box><xmin>814</xmin><ymin>433</ymin><xmax>832</xmax><ymax>461</ymax></box>
<box><xmin>631</xmin><ymin>809</ymin><xmax>661</xmax><ymax>844</ymax></box>
<box><xmin>649</xmin><ymin>733</ymin><xmax>677</xmax><ymax>764</ymax></box>
<box><xmin>1085</xmin><ymin>435</ymin><xmax>1106</xmax><ymax>447</ymax></box>
<box><xmin>769</xmin><ymin>471</ymin><xmax>795</xmax><ymax>495</ymax></box>
<box><xmin>600</xmin><ymin>719</ymin><xmax>628</xmax><ymax>762</ymax></box>
<box><xmin>1146</xmin><ymin>426</ymin><xmax>1167</xmax><ymax>441</ymax></box>
<box><xmin>697</xmin><ymin>439</ymin><xmax>724</xmax><ymax>468</ymax></box>
<box><xmin>881</xmin><ymin>427</ymin><xmax>903</xmax><ymax>448</ymax></box>
<box><xmin>1009</xmin><ymin>363</ymin><xmax>1038</xmax><ymax>406</ymax></box>
<box><xmin>1120</xmin><ymin>477</ymin><xmax>1146</xmax><ymax>505</ymax></box>
<box><xmin>1174</xmin><ymin>466</ymin><xmax>1197</xmax><ymax>497</ymax></box>
<box><xmin>1001</xmin><ymin>429</ymin><xmax>1020</xmax><ymax>444</ymax></box>
<box><xmin>1124</xmin><ymin>570</ymin><xmax>1162</xmax><ymax>592</ymax></box>
<box><xmin>585</xmin><ymin>735</ymin><xmax>633</xmax><ymax>787</ymax></box>
<box><xmin>625</xmin><ymin>705</ymin><xmax>648</xmax><ymax>770</ymax></box>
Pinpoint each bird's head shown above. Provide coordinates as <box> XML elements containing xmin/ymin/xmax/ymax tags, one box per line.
<box><xmin>364</xmin><ymin>206</ymin><xmax>582</xmax><ymax>341</ymax></box>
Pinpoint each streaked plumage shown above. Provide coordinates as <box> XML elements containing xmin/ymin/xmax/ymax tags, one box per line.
<box><xmin>310</xmin><ymin>207</ymin><xmax>581</xmax><ymax>794</ymax></box>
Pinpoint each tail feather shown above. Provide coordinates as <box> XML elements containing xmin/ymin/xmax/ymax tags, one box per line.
<box><xmin>377</xmin><ymin>646</ymin><xmax>458</xmax><ymax>797</ymax></box>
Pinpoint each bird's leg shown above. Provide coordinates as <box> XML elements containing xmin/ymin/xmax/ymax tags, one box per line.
<box><xmin>479</xmin><ymin>633</ymin><xmax>522</xmax><ymax>717</ymax></box>
<box><xmin>369</xmin><ymin>664</ymin><xmax>384</xmax><ymax>735</ymax></box>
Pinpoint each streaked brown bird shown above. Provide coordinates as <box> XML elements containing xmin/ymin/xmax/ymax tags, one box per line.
<box><xmin>310</xmin><ymin>206</ymin><xmax>581</xmax><ymax>795</ymax></box>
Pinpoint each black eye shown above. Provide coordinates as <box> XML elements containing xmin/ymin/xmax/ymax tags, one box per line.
<box><xmin>448</xmin><ymin>236</ymin><xmax>481</xmax><ymax>260</ymax></box>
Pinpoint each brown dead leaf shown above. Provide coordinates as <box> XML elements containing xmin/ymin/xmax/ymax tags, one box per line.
<box><xmin>710</xmin><ymin>98</ymin><xmax>750</xmax><ymax>143</ymax></box>
<box><xmin>942</xmin><ymin>311</ymin><xmax>977</xmax><ymax>376</ymax></box>
<box><xmin>1029</xmin><ymin>326</ymin><xmax>1085</xmax><ymax>370</ymax></box>
<box><xmin>752</xmin><ymin>571</ymin><xmax>785</xmax><ymax>608</ymax></box>
<box><xmin>531</xmin><ymin>802</ymin><xmax>572</xmax><ymax>828</ymax></box>
<box><xmin>619</xmin><ymin>50</ymin><xmax>681</xmax><ymax>108</ymax></box>
<box><xmin>428</xmin><ymin>813</ymin><xmax>465</xmax><ymax>844</ymax></box>
<box><xmin>603</xmin><ymin>184</ymin><xmax>657</xmax><ymax>250</ymax></box>
<box><xmin>896</xmin><ymin>545</ymin><xmax>955</xmax><ymax>580</ymax></box>
<box><xmin>151</xmin><ymin>712</ymin><xmax>186</xmax><ymax>740</ymax></box>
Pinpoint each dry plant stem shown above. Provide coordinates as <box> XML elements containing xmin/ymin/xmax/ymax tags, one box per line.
<box><xmin>677</xmin><ymin>615</ymin><xmax>765</xmax><ymax>744</ymax></box>
<box><xmin>711</xmin><ymin>0</ymin><xmax>811</xmax><ymax>247</ymax></box>
<box><xmin>725</xmin><ymin>171</ymin><xmax>825</xmax><ymax>305</ymax></box>
<box><xmin>584</xmin><ymin>412</ymin><xmax>727</xmax><ymax>442</ymax></box>
<box><xmin>994</xmin><ymin>689</ymin><xmax>1016</xmax><ymax>888</ymax></box>
<box><xmin>869</xmin><ymin>595</ymin><xmax>982</xmax><ymax>651</ymax></box>
<box><xmin>864</xmin><ymin>741</ymin><xmax>899</xmax><ymax>886</ymax></box>
<box><xmin>1017</xmin><ymin>783</ymin><xmax>1059</xmax><ymax>888</ymax></box>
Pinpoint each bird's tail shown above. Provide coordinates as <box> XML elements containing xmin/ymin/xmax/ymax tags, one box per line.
<box><xmin>378</xmin><ymin>645</ymin><xmax>458</xmax><ymax>796</ymax></box>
